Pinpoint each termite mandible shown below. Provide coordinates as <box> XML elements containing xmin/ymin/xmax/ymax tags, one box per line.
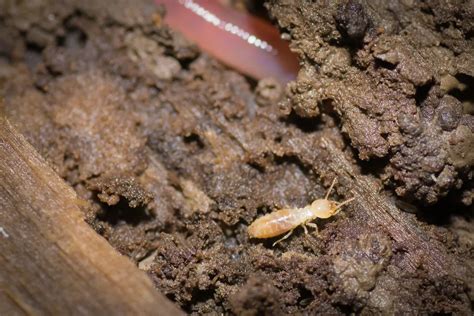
<box><xmin>248</xmin><ymin>178</ymin><xmax>355</xmax><ymax>246</ymax></box>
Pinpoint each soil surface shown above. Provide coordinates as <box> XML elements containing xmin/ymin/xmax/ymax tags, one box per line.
<box><xmin>1</xmin><ymin>0</ymin><xmax>473</xmax><ymax>314</ymax></box>
<box><xmin>269</xmin><ymin>0</ymin><xmax>474</xmax><ymax>205</ymax></box>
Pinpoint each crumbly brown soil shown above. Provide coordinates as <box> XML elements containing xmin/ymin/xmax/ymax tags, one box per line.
<box><xmin>1</xmin><ymin>0</ymin><xmax>472</xmax><ymax>314</ymax></box>
<box><xmin>269</xmin><ymin>0</ymin><xmax>474</xmax><ymax>205</ymax></box>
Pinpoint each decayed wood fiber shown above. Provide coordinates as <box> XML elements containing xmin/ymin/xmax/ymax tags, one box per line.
<box><xmin>0</xmin><ymin>115</ymin><xmax>182</xmax><ymax>315</ymax></box>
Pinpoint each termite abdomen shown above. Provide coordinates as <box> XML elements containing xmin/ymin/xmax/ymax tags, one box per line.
<box><xmin>248</xmin><ymin>209</ymin><xmax>297</xmax><ymax>238</ymax></box>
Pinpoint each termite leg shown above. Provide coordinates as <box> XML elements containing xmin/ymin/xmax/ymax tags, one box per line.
<box><xmin>333</xmin><ymin>197</ymin><xmax>356</xmax><ymax>215</ymax></box>
<box><xmin>325</xmin><ymin>177</ymin><xmax>337</xmax><ymax>200</ymax></box>
<box><xmin>272</xmin><ymin>229</ymin><xmax>294</xmax><ymax>247</ymax></box>
<box><xmin>307</xmin><ymin>222</ymin><xmax>319</xmax><ymax>235</ymax></box>
<box><xmin>302</xmin><ymin>224</ymin><xmax>308</xmax><ymax>235</ymax></box>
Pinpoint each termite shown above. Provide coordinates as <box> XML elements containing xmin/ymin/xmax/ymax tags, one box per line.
<box><xmin>248</xmin><ymin>178</ymin><xmax>355</xmax><ymax>246</ymax></box>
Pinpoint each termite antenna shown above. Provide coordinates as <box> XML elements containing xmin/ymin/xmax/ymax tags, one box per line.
<box><xmin>335</xmin><ymin>197</ymin><xmax>355</xmax><ymax>210</ymax></box>
<box><xmin>324</xmin><ymin>177</ymin><xmax>337</xmax><ymax>200</ymax></box>
<box><xmin>332</xmin><ymin>197</ymin><xmax>355</xmax><ymax>216</ymax></box>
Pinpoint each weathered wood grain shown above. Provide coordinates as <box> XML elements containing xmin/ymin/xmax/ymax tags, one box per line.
<box><xmin>0</xmin><ymin>116</ymin><xmax>182</xmax><ymax>315</ymax></box>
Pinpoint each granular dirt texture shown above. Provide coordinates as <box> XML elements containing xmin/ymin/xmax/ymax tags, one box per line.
<box><xmin>268</xmin><ymin>0</ymin><xmax>474</xmax><ymax>205</ymax></box>
<box><xmin>1</xmin><ymin>0</ymin><xmax>473</xmax><ymax>314</ymax></box>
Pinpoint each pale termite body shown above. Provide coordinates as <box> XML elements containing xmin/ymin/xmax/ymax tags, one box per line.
<box><xmin>248</xmin><ymin>178</ymin><xmax>354</xmax><ymax>246</ymax></box>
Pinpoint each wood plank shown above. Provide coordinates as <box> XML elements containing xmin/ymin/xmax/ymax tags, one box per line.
<box><xmin>0</xmin><ymin>116</ymin><xmax>182</xmax><ymax>315</ymax></box>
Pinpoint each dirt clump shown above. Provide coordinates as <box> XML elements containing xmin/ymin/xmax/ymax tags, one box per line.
<box><xmin>268</xmin><ymin>0</ymin><xmax>474</xmax><ymax>205</ymax></box>
<box><xmin>1</xmin><ymin>0</ymin><xmax>472</xmax><ymax>314</ymax></box>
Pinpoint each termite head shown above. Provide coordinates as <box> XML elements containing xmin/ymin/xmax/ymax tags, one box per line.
<box><xmin>310</xmin><ymin>199</ymin><xmax>338</xmax><ymax>219</ymax></box>
<box><xmin>310</xmin><ymin>196</ymin><xmax>355</xmax><ymax>219</ymax></box>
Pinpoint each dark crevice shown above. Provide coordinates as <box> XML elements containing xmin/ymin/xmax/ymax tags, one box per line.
<box><xmin>56</xmin><ymin>11</ymin><xmax>89</xmax><ymax>49</ymax></box>
<box><xmin>281</xmin><ymin>110</ymin><xmax>322</xmax><ymax>133</ymax></box>
<box><xmin>415</xmin><ymin>189</ymin><xmax>473</xmax><ymax>226</ymax></box>
<box><xmin>183</xmin><ymin>133</ymin><xmax>205</xmax><ymax>150</ymax></box>
<box><xmin>415</xmin><ymin>81</ymin><xmax>434</xmax><ymax>107</ymax></box>
<box><xmin>358</xmin><ymin>155</ymin><xmax>390</xmax><ymax>177</ymax></box>
<box><xmin>450</xmin><ymin>74</ymin><xmax>474</xmax><ymax>105</ymax></box>
<box><xmin>95</xmin><ymin>198</ymin><xmax>153</xmax><ymax>226</ymax></box>
<box><xmin>24</xmin><ymin>42</ymin><xmax>43</xmax><ymax>70</ymax></box>
<box><xmin>374</xmin><ymin>58</ymin><xmax>397</xmax><ymax>70</ymax></box>
<box><xmin>56</xmin><ymin>27</ymin><xmax>88</xmax><ymax>49</ymax></box>
<box><xmin>247</xmin><ymin>160</ymin><xmax>266</xmax><ymax>173</ymax></box>
<box><xmin>297</xmin><ymin>286</ymin><xmax>314</xmax><ymax>307</ymax></box>
<box><xmin>183</xmin><ymin>288</ymin><xmax>216</xmax><ymax>313</ymax></box>
<box><xmin>273</xmin><ymin>133</ymin><xmax>283</xmax><ymax>143</ymax></box>
<box><xmin>465</xmin><ymin>29</ymin><xmax>474</xmax><ymax>40</ymax></box>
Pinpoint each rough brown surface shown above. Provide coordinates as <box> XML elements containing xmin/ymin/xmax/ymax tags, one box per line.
<box><xmin>1</xmin><ymin>0</ymin><xmax>472</xmax><ymax>314</ymax></box>
<box><xmin>268</xmin><ymin>0</ymin><xmax>474</xmax><ymax>205</ymax></box>
<box><xmin>0</xmin><ymin>116</ymin><xmax>182</xmax><ymax>315</ymax></box>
